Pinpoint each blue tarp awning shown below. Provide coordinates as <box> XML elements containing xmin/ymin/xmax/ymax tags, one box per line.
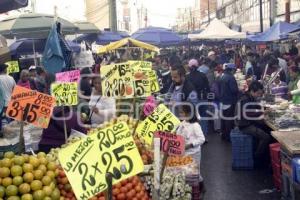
<box><xmin>9</xmin><ymin>38</ymin><xmax>81</xmax><ymax>56</ymax></box>
<box><xmin>248</xmin><ymin>21</ymin><xmax>300</xmax><ymax>42</ymax></box>
<box><xmin>131</xmin><ymin>27</ymin><xmax>185</xmax><ymax>47</ymax></box>
<box><xmin>0</xmin><ymin>0</ymin><xmax>28</xmax><ymax>14</ymax></box>
<box><xmin>73</xmin><ymin>31</ymin><xmax>129</xmax><ymax>45</ymax></box>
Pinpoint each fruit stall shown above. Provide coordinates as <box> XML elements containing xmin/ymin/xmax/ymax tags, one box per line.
<box><xmin>0</xmin><ymin>60</ymin><xmax>201</xmax><ymax>200</ymax></box>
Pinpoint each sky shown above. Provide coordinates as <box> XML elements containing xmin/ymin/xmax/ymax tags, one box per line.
<box><xmin>26</xmin><ymin>0</ymin><xmax>195</xmax><ymax>27</ymax></box>
<box><xmin>142</xmin><ymin>0</ymin><xmax>195</xmax><ymax>27</ymax></box>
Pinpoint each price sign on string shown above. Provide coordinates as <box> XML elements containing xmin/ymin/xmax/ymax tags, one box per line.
<box><xmin>143</xmin><ymin>96</ymin><xmax>157</xmax><ymax>116</ymax></box>
<box><xmin>149</xmin><ymin>70</ymin><xmax>160</xmax><ymax>93</ymax></box>
<box><xmin>128</xmin><ymin>60</ymin><xmax>152</xmax><ymax>69</ymax></box>
<box><xmin>5</xmin><ymin>61</ymin><xmax>19</xmax><ymax>74</ymax></box>
<box><xmin>56</xmin><ymin>70</ymin><xmax>80</xmax><ymax>83</ymax></box>
<box><xmin>154</xmin><ymin>132</ymin><xmax>185</xmax><ymax>156</ymax></box>
<box><xmin>132</xmin><ymin>68</ymin><xmax>151</xmax><ymax>97</ymax></box>
<box><xmin>6</xmin><ymin>86</ymin><xmax>56</xmax><ymax>128</ymax></box>
<box><xmin>136</xmin><ymin>104</ymin><xmax>181</xmax><ymax>145</ymax></box>
<box><xmin>51</xmin><ymin>82</ymin><xmax>78</xmax><ymax>106</ymax></box>
<box><xmin>101</xmin><ymin>63</ymin><xmax>134</xmax><ymax>98</ymax></box>
<box><xmin>58</xmin><ymin>122</ymin><xmax>144</xmax><ymax>200</ymax></box>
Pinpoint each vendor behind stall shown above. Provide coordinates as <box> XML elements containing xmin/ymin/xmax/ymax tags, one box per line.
<box><xmin>39</xmin><ymin>107</ymin><xmax>86</xmax><ymax>153</ymax></box>
<box><xmin>288</xmin><ymin>66</ymin><xmax>300</xmax><ymax>104</ymax></box>
<box><xmin>235</xmin><ymin>81</ymin><xmax>272</xmax><ymax>166</ymax></box>
<box><xmin>271</xmin><ymin>72</ymin><xmax>288</xmax><ymax>100</ymax></box>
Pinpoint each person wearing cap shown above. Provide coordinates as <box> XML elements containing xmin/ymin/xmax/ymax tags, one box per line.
<box><xmin>187</xmin><ymin>59</ymin><xmax>210</xmax><ymax>137</ymax></box>
<box><xmin>207</xmin><ymin>51</ymin><xmax>218</xmax><ymax>86</ymax></box>
<box><xmin>219</xmin><ymin>63</ymin><xmax>239</xmax><ymax>141</ymax></box>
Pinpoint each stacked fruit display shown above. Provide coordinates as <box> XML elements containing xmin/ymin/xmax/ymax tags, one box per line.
<box><xmin>57</xmin><ymin>166</ymin><xmax>150</xmax><ymax>200</ymax></box>
<box><xmin>166</xmin><ymin>156</ymin><xmax>193</xmax><ymax>167</ymax></box>
<box><xmin>56</xmin><ymin>167</ymin><xmax>75</xmax><ymax>200</ymax></box>
<box><xmin>96</xmin><ymin>176</ymin><xmax>151</xmax><ymax>200</ymax></box>
<box><xmin>135</xmin><ymin>139</ymin><xmax>154</xmax><ymax>165</ymax></box>
<box><xmin>0</xmin><ymin>151</ymin><xmax>60</xmax><ymax>200</ymax></box>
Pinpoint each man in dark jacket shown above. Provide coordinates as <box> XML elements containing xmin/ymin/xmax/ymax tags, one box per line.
<box><xmin>187</xmin><ymin>59</ymin><xmax>210</xmax><ymax>136</ymax></box>
<box><xmin>167</xmin><ymin>64</ymin><xmax>198</xmax><ymax>117</ymax></box>
<box><xmin>236</xmin><ymin>81</ymin><xmax>272</xmax><ymax>165</ymax></box>
<box><xmin>219</xmin><ymin>63</ymin><xmax>239</xmax><ymax>141</ymax></box>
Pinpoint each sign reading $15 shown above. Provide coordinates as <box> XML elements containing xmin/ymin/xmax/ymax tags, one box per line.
<box><xmin>6</xmin><ymin>86</ymin><xmax>56</xmax><ymax>128</ymax></box>
<box><xmin>58</xmin><ymin>122</ymin><xmax>144</xmax><ymax>200</ymax></box>
<box><xmin>136</xmin><ymin>104</ymin><xmax>180</xmax><ymax>145</ymax></box>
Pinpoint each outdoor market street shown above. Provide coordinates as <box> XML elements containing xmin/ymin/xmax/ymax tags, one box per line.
<box><xmin>201</xmin><ymin>132</ymin><xmax>281</xmax><ymax>200</ymax></box>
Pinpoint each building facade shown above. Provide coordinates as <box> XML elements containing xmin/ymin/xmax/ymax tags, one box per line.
<box><xmin>85</xmin><ymin>0</ymin><xmax>133</xmax><ymax>32</ymax></box>
<box><xmin>216</xmin><ymin>0</ymin><xmax>300</xmax><ymax>33</ymax></box>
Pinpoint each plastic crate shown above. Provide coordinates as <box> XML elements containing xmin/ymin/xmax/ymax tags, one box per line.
<box><xmin>270</xmin><ymin>143</ymin><xmax>281</xmax><ymax>164</ymax></box>
<box><xmin>281</xmin><ymin>150</ymin><xmax>293</xmax><ymax>177</ymax></box>
<box><xmin>231</xmin><ymin>129</ymin><xmax>254</xmax><ymax>170</ymax></box>
<box><xmin>272</xmin><ymin>161</ymin><xmax>282</xmax><ymax>178</ymax></box>
<box><xmin>292</xmin><ymin>158</ymin><xmax>300</xmax><ymax>184</ymax></box>
<box><xmin>0</xmin><ymin>143</ymin><xmax>20</xmax><ymax>158</ymax></box>
<box><xmin>273</xmin><ymin>174</ymin><xmax>282</xmax><ymax>191</ymax></box>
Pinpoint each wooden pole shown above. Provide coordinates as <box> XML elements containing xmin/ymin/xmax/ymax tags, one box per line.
<box><xmin>105</xmin><ymin>173</ymin><xmax>113</xmax><ymax>200</ymax></box>
<box><xmin>62</xmin><ymin>107</ymin><xmax>68</xmax><ymax>143</ymax></box>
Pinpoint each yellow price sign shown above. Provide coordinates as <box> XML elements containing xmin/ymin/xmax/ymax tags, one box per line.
<box><xmin>136</xmin><ymin>104</ymin><xmax>181</xmax><ymax>145</ymax></box>
<box><xmin>101</xmin><ymin>63</ymin><xmax>134</xmax><ymax>98</ymax></box>
<box><xmin>149</xmin><ymin>70</ymin><xmax>160</xmax><ymax>93</ymax></box>
<box><xmin>5</xmin><ymin>61</ymin><xmax>19</xmax><ymax>74</ymax></box>
<box><xmin>58</xmin><ymin>122</ymin><xmax>144</xmax><ymax>200</ymax></box>
<box><xmin>51</xmin><ymin>82</ymin><xmax>78</xmax><ymax>106</ymax></box>
<box><xmin>128</xmin><ymin>60</ymin><xmax>152</xmax><ymax>69</ymax></box>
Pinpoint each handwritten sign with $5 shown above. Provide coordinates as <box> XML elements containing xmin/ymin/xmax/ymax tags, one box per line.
<box><xmin>136</xmin><ymin>104</ymin><xmax>181</xmax><ymax>145</ymax></box>
<box><xmin>5</xmin><ymin>61</ymin><xmax>19</xmax><ymax>74</ymax></box>
<box><xmin>58</xmin><ymin>122</ymin><xmax>144</xmax><ymax>200</ymax></box>
<box><xmin>51</xmin><ymin>82</ymin><xmax>78</xmax><ymax>106</ymax></box>
<box><xmin>6</xmin><ymin>86</ymin><xmax>56</xmax><ymax>128</ymax></box>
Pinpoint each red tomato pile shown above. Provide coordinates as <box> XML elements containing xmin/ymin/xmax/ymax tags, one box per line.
<box><xmin>56</xmin><ymin>167</ymin><xmax>76</xmax><ymax>200</ymax></box>
<box><xmin>57</xmin><ymin>167</ymin><xmax>150</xmax><ymax>200</ymax></box>
<box><xmin>91</xmin><ymin>176</ymin><xmax>151</xmax><ymax>200</ymax></box>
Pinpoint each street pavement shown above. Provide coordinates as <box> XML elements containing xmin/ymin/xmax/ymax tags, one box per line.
<box><xmin>201</xmin><ymin>132</ymin><xmax>281</xmax><ymax>200</ymax></box>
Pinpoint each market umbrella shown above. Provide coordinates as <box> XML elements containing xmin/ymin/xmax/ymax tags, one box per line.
<box><xmin>73</xmin><ymin>31</ymin><xmax>125</xmax><ymax>44</ymax></box>
<box><xmin>0</xmin><ymin>13</ymin><xmax>78</xmax><ymax>39</ymax></box>
<box><xmin>74</xmin><ymin>21</ymin><xmax>99</xmax><ymax>34</ymax></box>
<box><xmin>9</xmin><ymin>38</ymin><xmax>81</xmax><ymax>56</ymax></box>
<box><xmin>97</xmin><ymin>38</ymin><xmax>159</xmax><ymax>53</ymax></box>
<box><xmin>248</xmin><ymin>21</ymin><xmax>300</xmax><ymax>42</ymax></box>
<box><xmin>0</xmin><ymin>35</ymin><xmax>11</xmax><ymax>63</ymax></box>
<box><xmin>0</xmin><ymin>0</ymin><xmax>28</xmax><ymax>14</ymax></box>
<box><xmin>131</xmin><ymin>27</ymin><xmax>185</xmax><ymax>47</ymax></box>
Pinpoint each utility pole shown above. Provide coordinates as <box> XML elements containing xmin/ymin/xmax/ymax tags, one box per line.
<box><xmin>207</xmin><ymin>0</ymin><xmax>210</xmax><ymax>24</ymax></box>
<box><xmin>285</xmin><ymin>0</ymin><xmax>291</xmax><ymax>23</ymax></box>
<box><xmin>259</xmin><ymin>0</ymin><xmax>263</xmax><ymax>32</ymax></box>
<box><xmin>109</xmin><ymin>0</ymin><xmax>117</xmax><ymax>31</ymax></box>
<box><xmin>270</xmin><ymin>0</ymin><xmax>276</xmax><ymax>27</ymax></box>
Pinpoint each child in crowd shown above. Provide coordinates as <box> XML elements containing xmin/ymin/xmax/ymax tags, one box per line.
<box><xmin>177</xmin><ymin>104</ymin><xmax>205</xmax><ymax>191</ymax></box>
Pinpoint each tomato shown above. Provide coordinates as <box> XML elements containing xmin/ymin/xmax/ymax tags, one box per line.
<box><xmin>116</xmin><ymin>193</ymin><xmax>126</xmax><ymax>200</ymax></box>
<box><xmin>121</xmin><ymin>180</ymin><xmax>128</xmax><ymax>186</ymax></box>
<box><xmin>98</xmin><ymin>197</ymin><xmax>105</xmax><ymax>200</ymax></box>
<box><xmin>115</xmin><ymin>183</ymin><xmax>122</xmax><ymax>188</ymax></box>
<box><xmin>132</xmin><ymin>198</ymin><xmax>138</xmax><ymax>200</ymax></box>
<box><xmin>120</xmin><ymin>186</ymin><xmax>127</xmax><ymax>193</ymax></box>
<box><xmin>59</xmin><ymin>170</ymin><xmax>66</xmax><ymax>177</ymax></box>
<box><xmin>67</xmin><ymin>192</ymin><xmax>73</xmax><ymax>198</ymax></box>
<box><xmin>61</xmin><ymin>177</ymin><xmax>69</xmax><ymax>184</ymax></box>
<box><xmin>126</xmin><ymin>183</ymin><xmax>133</xmax><ymax>190</ymax></box>
<box><xmin>126</xmin><ymin>190</ymin><xmax>135</xmax><ymax>199</ymax></box>
<box><xmin>113</xmin><ymin>188</ymin><xmax>120</xmax><ymax>196</ymax></box>
<box><xmin>135</xmin><ymin>184</ymin><xmax>142</xmax><ymax>193</ymax></box>
<box><xmin>132</xmin><ymin>178</ymin><xmax>138</xmax><ymax>187</ymax></box>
